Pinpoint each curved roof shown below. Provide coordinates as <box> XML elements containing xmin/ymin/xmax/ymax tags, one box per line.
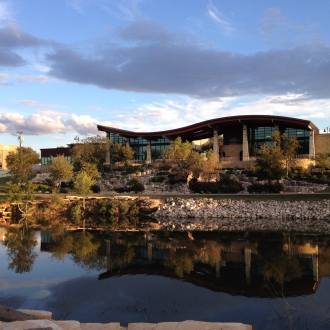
<box><xmin>97</xmin><ymin>115</ymin><xmax>319</xmax><ymax>141</ymax></box>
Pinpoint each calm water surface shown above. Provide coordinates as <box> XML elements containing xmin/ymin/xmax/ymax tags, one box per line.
<box><xmin>1</xmin><ymin>226</ymin><xmax>330</xmax><ymax>329</ymax></box>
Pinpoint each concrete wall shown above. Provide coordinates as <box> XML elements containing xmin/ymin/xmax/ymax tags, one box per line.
<box><xmin>315</xmin><ymin>134</ymin><xmax>330</xmax><ymax>154</ymax></box>
<box><xmin>220</xmin><ymin>144</ymin><xmax>243</xmax><ymax>159</ymax></box>
<box><xmin>0</xmin><ymin>144</ymin><xmax>17</xmax><ymax>170</ymax></box>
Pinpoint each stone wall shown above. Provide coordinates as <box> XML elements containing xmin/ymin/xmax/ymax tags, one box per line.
<box><xmin>315</xmin><ymin>134</ymin><xmax>330</xmax><ymax>154</ymax></box>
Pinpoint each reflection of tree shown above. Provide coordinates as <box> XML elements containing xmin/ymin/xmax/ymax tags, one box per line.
<box><xmin>49</xmin><ymin>226</ymin><xmax>73</xmax><ymax>260</ymax></box>
<box><xmin>164</xmin><ymin>249</ymin><xmax>195</xmax><ymax>278</ymax></box>
<box><xmin>5</xmin><ymin>228</ymin><xmax>37</xmax><ymax>273</ymax></box>
<box><xmin>72</xmin><ymin>231</ymin><xmax>100</xmax><ymax>258</ymax></box>
<box><xmin>110</xmin><ymin>241</ymin><xmax>135</xmax><ymax>270</ymax></box>
<box><xmin>70</xmin><ymin>231</ymin><xmax>106</xmax><ymax>271</ymax></box>
<box><xmin>199</xmin><ymin>240</ymin><xmax>222</xmax><ymax>267</ymax></box>
<box><xmin>258</xmin><ymin>234</ymin><xmax>302</xmax><ymax>286</ymax></box>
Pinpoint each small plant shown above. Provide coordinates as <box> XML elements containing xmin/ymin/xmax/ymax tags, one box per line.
<box><xmin>151</xmin><ymin>176</ymin><xmax>166</xmax><ymax>183</ymax></box>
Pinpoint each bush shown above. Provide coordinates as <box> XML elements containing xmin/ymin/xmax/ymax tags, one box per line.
<box><xmin>168</xmin><ymin>174</ymin><xmax>186</xmax><ymax>184</ymax></box>
<box><xmin>151</xmin><ymin>176</ymin><xmax>166</xmax><ymax>183</ymax></box>
<box><xmin>158</xmin><ymin>164</ymin><xmax>171</xmax><ymax>171</ymax></box>
<box><xmin>36</xmin><ymin>184</ymin><xmax>50</xmax><ymax>192</ymax></box>
<box><xmin>189</xmin><ymin>177</ymin><xmax>242</xmax><ymax>194</ymax></box>
<box><xmin>91</xmin><ymin>184</ymin><xmax>101</xmax><ymax>193</ymax></box>
<box><xmin>247</xmin><ymin>182</ymin><xmax>284</xmax><ymax>194</ymax></box>
<box><xmin>157</xmin><ymin>171</ymin><xmax>169</xmax><ymax>175</ymax></box>
<box><xmin>60</xmin><ymin>187</ymin><xmax>69</xmax><ymax>193</ymax></box>
<box><xmin>128</xmin><ymin>177</ymin><xmax>145</xmax><ymax>192</ymax></box>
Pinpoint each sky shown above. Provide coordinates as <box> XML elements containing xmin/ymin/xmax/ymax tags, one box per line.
<box><xmin>0</xmin><ymin>0</ymin><xmax>330</xmax><ymax>151</ymax></box>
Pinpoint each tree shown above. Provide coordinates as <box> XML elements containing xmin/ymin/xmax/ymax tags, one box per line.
<box><xmin>111</xmin><ymin>143</ymin><xmax>134</xmax><ymax>164</ymax></box>
<box><xmin>255</xmin><ymin>131</ymin><xmax>300</xmax><ymax>181</ymax></box>
<box><xmin>6</xmin><ymin>147</ymin><xmax>40</xmax><ymax>183</ymax></box>
<box><xmin>70</xmin><ymin>135</ymin><xmax>110</xmax><ymax>171</ymax></box>
<box><xmin>271</xmin><ymin>131</ymin><xmax>301</xmax><ymax>176</ymax></box>
<box><xmin>255</xmin><ymin>143</ymin><xmax>285</xmax><ymax>181</ymax></box>
<box><xmin>48</xmin><ymin>155</ymin><xmax>74</xmax><ymax>191</ymax></box>
<box><xmin>73</xmin><ymin>171</ymin><xmax>95</xmax><ymax>209</ymax></box>
<box><xmin>314</xmin><ymin>152</ymin><xmax>330</xmax><ymax>175</ymax></box>
<box><xmin>163</xmin><ymin>137</ymin><xmax>201</xmax><ymax>180</ymax></box>
<box><xmin>5</xmin><ymin>183</ymin><xmax>23</xmax><ymax>203</ymax></box>
<box><xmin>80</xmin><ymin>162</ymin><xmax>100</xmax><ymax>181</ymax></box>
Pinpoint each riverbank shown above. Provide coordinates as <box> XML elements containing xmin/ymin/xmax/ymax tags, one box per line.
<box><xmin>0</xmin><ymin>305</ymin><xmax>251</xmax><ymax>329</ymax></box>
<box><xmin>150</xmin><ymin>197</ymin><xmax>330</xmax><ymax>232</ymax></box>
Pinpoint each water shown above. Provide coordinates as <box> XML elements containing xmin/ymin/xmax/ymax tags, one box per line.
<box><xmin>1</xmin><ymin>226</ymin><xmax>330</xmax><ymax>329</ymax></box>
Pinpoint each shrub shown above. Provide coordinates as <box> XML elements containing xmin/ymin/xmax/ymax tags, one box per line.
<box><xmin>189</xmin><ymin>178</ymin><xmax>242</xmax><ymax>194</ymax></box>
<box><xmin>247</xmin><ymin>182</ymin><xmax>284</xmax><ymax>194</ymax></box>
<box><xmin>91</xmin><ymin>184</ymin><xmax>101</xmax><ymax>193</ymax></box>
<box><xmin>158</xmin><ymin>164</ymin><xmax>171</xmax><ymax>171</ymax></box>
<box><xmin>36</xmin><ymin>184</ymin><xmax>50</xmax><ymax>192</ymax></box>
<box><xmin>152</xmin><ymin>176</ymin><xmax>166</xmax><ymax>183</ymax></box>
<box><xmin>60</xmin><ymin>187</ymin><xmax>69</xmax><ymax>193</ymax></box>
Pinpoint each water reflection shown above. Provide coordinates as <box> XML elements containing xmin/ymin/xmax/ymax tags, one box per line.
<box><xmin>4</xmin><ymin>227</ymin><xmax>37</xmax><ymax>273</ymax></box>
<box><xmin>2</xmin><ymin>226</ymin><xmax>329</xmax><ymax>298</ymax></box>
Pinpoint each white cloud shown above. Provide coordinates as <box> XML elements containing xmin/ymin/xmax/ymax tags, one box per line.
<box><xmin>207</xmin><ymin>1</ymin><xmax>233</xmax><ymax>35</ymax></box>
<box><xmin>0</xmin><ymin>74</ymin><xmax>50</xmax><ymax>83</ymax></box>
<box><xmin>0</xmin><ymin>2</ymin><xmax>12</xmax><ymax>22</ymax></box>
<box><xmin>108</xmin><ymin>94</ymin><xmax>330</xmax><ymax>133</ymax></box>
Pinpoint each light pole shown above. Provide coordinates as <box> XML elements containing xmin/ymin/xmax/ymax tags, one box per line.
<box><xmin>17</xmin><ymin>131</ymin><xmax>24</xmax><ymax>183</ymax></box>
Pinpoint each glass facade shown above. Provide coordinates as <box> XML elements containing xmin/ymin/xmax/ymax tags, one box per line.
<box><xmin>150</xmin><ymin>138</ymin><xmax>170</xmax><ymax>160</ymax></box>
<box><xmin>41</xmin><ymin>156</ymin><xmax>72</xmax><ymax>165</ymax></box>
<box><xmin>284</xmin><ymin>128</ymin><xmax>310</xmax><ymax>154</ymax></box>
<box><xmin>109</xmin><ymin>133</ymin><xmax>170</xmax><ymax>162</ymax></box>
<box><xmin>130</xmin><ymin>137</ymin><xmax>148</xmax><ymax>161</ymax></box>
<box><xmin>249</xmin><ymin>126</ymin><xmax>310</xmax><ymax>156</ymax></box>
<box><xmin>249</xmin><ymin>126</ymin><xmax>276</xmax><ymax>156</ymax></box>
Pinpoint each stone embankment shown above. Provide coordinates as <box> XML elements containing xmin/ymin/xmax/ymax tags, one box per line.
<box><xmin>0</xmin><ymin>306</ymin><xmax>251</xmax><ymax>330</ymax></box>
<box><xmin>151</xmin><ymin>198</ymin><xmax>330</xmax><ymax>232</ymax></box>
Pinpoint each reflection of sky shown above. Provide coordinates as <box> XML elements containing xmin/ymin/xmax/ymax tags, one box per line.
<box><xmin>1</xmin><ymin>230</ymin><xmax>330</xmax><ymax>330</ymax></box>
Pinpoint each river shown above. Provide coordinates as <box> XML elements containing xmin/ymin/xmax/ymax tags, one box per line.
<box><xmin>1</xmin><ymin>226</ymin><xmax>330</xmax><ymax>329</ymax></box>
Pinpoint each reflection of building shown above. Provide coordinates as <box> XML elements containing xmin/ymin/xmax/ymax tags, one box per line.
<box><xmin>0</xmin><ymin>144</ymin><xmax>17</xmax><ymax>170</ymax></box>
<box><xmin>98</xmin><ymin>232</ymin><xmax>330</xmax><ymax>298</ymax></box>
<box><xmin>97</xmin><ymin>115</ymin><xmax>330</xmax><ymax>168</ymax></box>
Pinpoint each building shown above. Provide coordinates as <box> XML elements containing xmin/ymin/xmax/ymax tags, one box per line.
<box><xmin>97</xmin><ymin>115</ymin><xmax>330</xmax><ymax>168</ymax></box>
<box><xmin>40</xmin><ymin>147</ymin><xmax>72</xmax><ymax>165</ymax></box>
<box><xmin>0</xmin><ymin>144</ymin><xmax>18</xmax><ymax>170</ymax></box>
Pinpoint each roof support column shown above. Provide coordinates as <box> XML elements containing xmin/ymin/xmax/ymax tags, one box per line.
<box><xmin>245</xmin><ymin>247</ymin><xmax>251</xmax><ymax>284</ymax></box>
<box><xmin>146</xmin><ymin>140</ymin><xmax>152</xmax><ymax>163</ymax></box>
<box><xmin>242</xmin><ymin>125</ymin><xmax>249</xmax><ymax>161</ymax></box>
<box><xmin>105</xmin><ymin>133</ymin><xmax>110</xmax><ymax>164</ymax></box>
<box><xmin>309</xmin><ymin>130</ymin><xmax>315</xmax><ymax>159</ymax></box>
<box><xmin>213</xmin><ymin>130</ymin><xmax>219</xmax><ymax>162</ymax></box>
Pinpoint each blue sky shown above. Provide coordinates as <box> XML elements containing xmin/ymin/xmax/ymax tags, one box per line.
<box><xmin>1</xmin><ymin>0</ymin><xmax>330</xmax><ymax>151</ymax></box>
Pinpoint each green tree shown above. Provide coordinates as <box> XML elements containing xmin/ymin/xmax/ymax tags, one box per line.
<box><xmin>73</xmin><ymin>171</ymin><xmax>95</xmax><ymax>209</ymax></box>
<box><xmin>255</xmin><ymin>131</ymin><xmax>300</xmax><ymax>180</ymax></box>
<box><xmin>163</xmin><ymin>137</ymin><xmax>202</xmax><ymax>180</ymax></box>
<box><xmin>271</xmin><ymin>131</ymin><xmax>301</xmax><ymax>176</ymax></box>
<box><xmin>80</xmin><ymin>162</ymin><xmax>100</xmax><ymax>181</ymax></box>
<box><xmin>255</xmin><ymin>143</ymin><xmax>286</xmax><ymax>181</ymax></box>
<box><xmin>23</xmin><ymin>182</ymin><xmax>36</xmax><ymax>201</ymax></box>
<box><xmin>111</xmin><ymin>143</ymin><xmax>134</xmax><ymax>164</ymax></box>
<box><xmin>70</xmin><ymin>135</ymin><xmax>110</xmax><ymax>171</ymax></box>
<box><xmin>5</xmin><ymin>183</ymin><xmax>23</xmax><ymax>203</ymax></box>
<box><xmin>6</xmin><ymin>147</ymin><xmax>40</xmax><ymax>183</ymax></box>
<box><xmin>48</xmin><ymin>155</ymin><xmax>74</xmax><ymax>191</ymax></box>
<box><xmin>314</xmin><ymin>152</ymin><xmax>330</xmax><ymax>175</ymax></box>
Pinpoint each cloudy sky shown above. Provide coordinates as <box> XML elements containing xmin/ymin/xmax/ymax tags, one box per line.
<box><xmin>1</xmin><ymin>0</ymin><xmax>330</xmax><ymax>150</ymax></box>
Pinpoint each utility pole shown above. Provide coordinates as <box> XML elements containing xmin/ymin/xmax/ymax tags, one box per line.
<box><xmin>17</xmin><ymin>131</ymin><xmax>24</xmax><ymax>182</ymax></box>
